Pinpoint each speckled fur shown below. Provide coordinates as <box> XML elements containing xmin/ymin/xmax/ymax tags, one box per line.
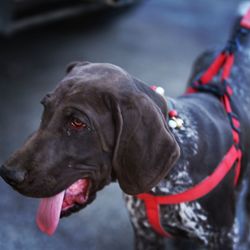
<box><xmin>124</xmin><ymin>110</ymin><xmax>236</xmax><ymax>249</ymax></box>
<box><xmin>124</xmin><ymin>24</ymin><xmax>250</xmax><ymax>250</ymax></box>
<box><xmin>124</xmin><ymin>103</ymin><xmax>239</xmax><ymax>249</ymax></box>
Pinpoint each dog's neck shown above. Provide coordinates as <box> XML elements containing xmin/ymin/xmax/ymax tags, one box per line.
<box><xmin>151</xmin><ymin>95</ymin><xmax>201</xmax><ymax>194</ymax></box>
<box><xmin>138</xmin><ymin>82</ymin><xmax>202</xmax><ymax>193</ymax></box>
<box><xmin>143</xmin><ymin>84</ymin><xmax>233</xmax><ymax>195</ymax></box>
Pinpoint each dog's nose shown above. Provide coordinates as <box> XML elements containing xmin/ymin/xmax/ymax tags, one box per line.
<box><xmin>0</xmin><ymin>164</ymin><xmax>26</xmax><ymax>185</ymax></box>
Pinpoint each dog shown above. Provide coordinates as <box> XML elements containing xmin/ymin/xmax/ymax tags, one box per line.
<box><xmin>1</xmin><ymin>8</ymin><xmax>250</xmax><ymax>250</ymax></box>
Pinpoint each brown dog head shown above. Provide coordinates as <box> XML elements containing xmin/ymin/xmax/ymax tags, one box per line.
<box><xmin>1</xmin><ymin>62</ymin><xmax>180</xmax><ymax>218</ymax></box>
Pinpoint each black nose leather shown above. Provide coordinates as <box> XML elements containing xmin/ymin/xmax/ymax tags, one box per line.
<box><xmin>0</xmin><ymin>165</ymin><xmax>26</xmax><ymax>185</ymax></box>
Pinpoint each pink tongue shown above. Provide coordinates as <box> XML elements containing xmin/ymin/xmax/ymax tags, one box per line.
<box><xmin>36</xmin><ymin>190</ymin><xmax>65</xmax><ymax>236</ymax></box>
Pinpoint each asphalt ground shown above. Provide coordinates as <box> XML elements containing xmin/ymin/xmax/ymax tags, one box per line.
<box><xmin>0</xmin><ymin>0</ymin><xmax>242</xmax><ymax>249</ymax></box>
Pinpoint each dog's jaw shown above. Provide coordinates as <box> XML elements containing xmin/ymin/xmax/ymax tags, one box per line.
<box><xmin>36</xmin><ymin>178</ymin><xmax>91</xmax><ymax>235</ymax></box>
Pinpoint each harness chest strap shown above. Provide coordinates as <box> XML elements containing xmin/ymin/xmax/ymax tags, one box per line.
<box><xmin>137</xmin><ymin>145</ymin><xmax>241</xmax><ymax>237</ymax></box>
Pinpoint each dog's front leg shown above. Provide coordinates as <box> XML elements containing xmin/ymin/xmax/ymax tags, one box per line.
<box><xmin>134</xmin><ymin>231</ymin><xmax>165</xmax><ymax>250</ymax></box>
<box><xmin>124</xmin><ymin>195</ymin><xmax>166</xmax><ymax>250</ymax></box>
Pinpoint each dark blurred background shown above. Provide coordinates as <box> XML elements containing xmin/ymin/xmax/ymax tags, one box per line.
<box><xmin>0</xmin><ymin>0</ymin><xmax>242</xmax><ymax>249</ymax></box>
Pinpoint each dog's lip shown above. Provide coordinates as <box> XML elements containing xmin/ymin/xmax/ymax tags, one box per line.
<box><xmin>61</xmin><ymin>178</ymin><xmax>92</xmax><ymax>214</ymax></box>
<box><xmin>60</xmin><ymin>177</ymin><xmax>96</xmax><ymax>218</ymax></box>
<box><xmin>60</xmin><ymin>193</ymin><xmax>96</xmax><ymax>218</ymax></box>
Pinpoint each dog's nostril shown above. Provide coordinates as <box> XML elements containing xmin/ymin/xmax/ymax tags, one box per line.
<box><xmin>0</xmin><ymin>165</ymin><xmax>26</xmax><ymax>184</ymax></box>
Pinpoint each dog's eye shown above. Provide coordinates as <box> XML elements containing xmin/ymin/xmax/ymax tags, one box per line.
<box><xmin>70</xmin><ymin>118</ymin><xmax>87</xmax><ymax>129</ymax></box>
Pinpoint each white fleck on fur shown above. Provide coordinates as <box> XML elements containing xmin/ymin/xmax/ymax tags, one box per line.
<box><xmin>177</xmin><ymin>202</ymin><xmax>210</xmax><ymax>244</ymax></box>
<box><xmin>154</xmin><ymin>161</ymin><xmax>193</xmax><ymax>194</ymax></box>
<box><xmin>229</xmin><ymin>219</ymin><xmax>240</xmax><ymax>250</ymax></box>
<box><xmin>124</xmin><ymin>195</ymin><xmax>147</xmax><ymax>236</ymax></box>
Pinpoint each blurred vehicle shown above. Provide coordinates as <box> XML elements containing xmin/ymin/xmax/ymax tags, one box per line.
<box><xmin>0</xmin><ymin>0</ymin><xmax>139</xmax><ymax>34</ymax></box>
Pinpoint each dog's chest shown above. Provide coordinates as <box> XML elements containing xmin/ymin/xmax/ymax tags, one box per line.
<box><xmin>124</xmin><ymin>193</ymin><xmax>213</xmax><ymax>244</ymax></box>
<box><xmin>124</xmin><ymin>194</ymin><xmax>238</xmax><ymax>249</ymax></box>
<box><xmin>124</xmin><ymin>112</ymin><xmax>213</xmax><ymax>243</ymax></box>
<box><xmin>124</xmin><ymin>108</ymin><xmax>239</xmax><ymax>247</ymax></box>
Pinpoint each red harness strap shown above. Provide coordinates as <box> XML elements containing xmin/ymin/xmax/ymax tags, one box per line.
<box><xmin>138</xmin><ymin>144</ymin><xmax>241</xmax><ymax>237</ymax></box>
<box><xmin>186</xmin><ymin>50</ymin><xmax>242</xmax><ymax>184</ymax></box>
<box><xmin>136</xmin><ymin>10</ymin><xmax>250</xmax><ymax>238</ymax></box>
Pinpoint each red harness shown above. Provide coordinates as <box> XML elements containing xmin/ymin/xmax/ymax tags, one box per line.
<box><xmin>136</xmin><ymin>9</ymin><xmax>250</xmax><ymax>238</ymax></box>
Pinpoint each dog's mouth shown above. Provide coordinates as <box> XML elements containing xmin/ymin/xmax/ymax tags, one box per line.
<box><xmin>36</xmin><ymin>178</ymin><xmax>91</xmax><ymax>236</ymax></box>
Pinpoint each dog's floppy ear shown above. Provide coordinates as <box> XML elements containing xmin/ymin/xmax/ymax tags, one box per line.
<box><xmin>112</xmin><ymin>92</ymin><xmax>180</xmax><ymax>195</ymax></box>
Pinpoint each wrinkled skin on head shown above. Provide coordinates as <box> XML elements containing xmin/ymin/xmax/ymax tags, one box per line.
<box><xmin>2</xmin><ymin>62</ymin><xmax>180</xmax><ymax>205</ymax></box>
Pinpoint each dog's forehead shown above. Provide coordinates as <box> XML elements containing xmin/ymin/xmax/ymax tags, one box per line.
<box><xmin>42</xmin><ymin>63</ymin><xmax>136</xmax><ymax>108</ymax></box>
<box><xmin>69</xmin><ymin>63</ymin><xmax>132</xmax><ymax>85</ymax></box>
<box><xmin>60</xmin><ymin>63</ymin><xmax>134</xmax><ymax>96</ymax></box>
